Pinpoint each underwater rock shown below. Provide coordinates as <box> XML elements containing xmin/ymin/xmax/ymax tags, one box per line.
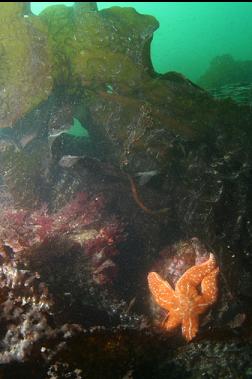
<box><xmin>0</xmin><ymin>248</ymin><xmax>54</xmax><ymax>363</ymax></box>
<box><xmin>198</xmin><ymin>54</ymin><xmax>252</xmax><ymax>105</ymax></box>
<box><xmin>198</xmin><ymin>54</ymin><xmax>252</xmax><ymax>89</ymax></box>
<box><xmin>0</xmin><ymin>3</ymin><xmax>252</xmax><ymax>378</ymax></box>
<box><xmin>44</xmin><ymin>328</ymin><xmax>173</xmax><ymax>379</ymax></box>
<box><xmin>40</xmin><ymin>4</ymin><xmax>158</xmax><ymax>91</ymax></box>
<box><xmin>0</xmin><ymin>192</ymin><xmax>125</xmax><ymax>284</ymax></box>
<box><xmin>74</xmin><ymin>2</ymin><xmax>98</xmax><ymax>13</ymax></box>
<box><xmin>2</xmin><ymin>2</ymin><xmax>251</xmax><ymax>179</ymax></box>
<box><xmin>0</xmin><ymin>192</ymin><xmax>130</xmax><ymax>327</ymax></box>
<box><xmin>0</xmin><ymin>2</ymin><xmax>52</xmax><ymax>128</ymax></box>
<box><xmin>0</xmin><ymin>90</ymin><xmax>93</xmax><ymax>208</ymax></box>
<box><xmin>0</xmin><ymin>146</ymin><xmax>50</xmax><ymax>208</ymax></box>
<box><xmin>84</xmin><ymin>64</ymin><xmax>252</xmax><ymax>174</ymax></box>
<box><xmin>150</xmin><ymin>238</ymin><xmax>210</xmax><ymax>288</ymax></box>
<box><xmin>208</xmin><ymin>82</ymin><xmax>252</xmax><ymax>106</ymax></box>
<box><xmin>165</xmin><ymin>339</ymin><xmax>252</xmax><ymax>379</ymax></box>
<box><xmin>46</xmin><ymin>362</ymin><xmax>83</xmax><ymax>379</ymax></box>
<box><xmin>37</xmin><ymin>2</ymin><xmax>223</xmax><ymax>174</ymax></box>
<box><xmin>0</xmin><ymin>180</ymin><xmax>13</xmax><ymax>209</ymax></box>
<box><xmin>0</xmin><ymin>325</ymin><xmax>250</xmax><ymax>378</ymax></box>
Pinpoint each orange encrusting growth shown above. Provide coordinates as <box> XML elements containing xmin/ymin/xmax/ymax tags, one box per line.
<box><xmin>147</xmin><ymin>253</ymin><xmax>219</xmax><ymax>342</ymax></box>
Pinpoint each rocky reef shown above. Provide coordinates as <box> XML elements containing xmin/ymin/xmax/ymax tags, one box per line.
<box><xmin>0</xmin><ymin>1</ymin><xmax>252</xmax><ymax>378</ymax></box>
<box><xmin>198</xmin><ymin>54</ymin><xmax>252</xmax><ymax>89</ymax></box>
<box><xmin>198</xmin><ymin>54</ymin><xmax>252</xmax><ymax>105</ymax></box>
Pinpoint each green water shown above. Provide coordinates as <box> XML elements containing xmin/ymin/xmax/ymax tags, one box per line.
<box><xmin>31</xmin><ymin>2</ymin><xmax>252</xmax><ymax>82</ymax></box>
<box><xmin>67</xmin><ymin>118</ymin><xmax>89</xmax><ymax>138</ymax></box>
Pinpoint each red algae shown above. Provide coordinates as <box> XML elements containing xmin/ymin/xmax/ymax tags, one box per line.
<box><xmin>0</xmin><ymin>192</ymin><xmax>125</xmax><ymax>285</ymax></box>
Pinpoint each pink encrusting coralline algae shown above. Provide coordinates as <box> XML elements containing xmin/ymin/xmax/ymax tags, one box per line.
<box><xmin>0</xmin><ymin>192</ymin><xmax>126</xmax><ymax>285</ymax></box>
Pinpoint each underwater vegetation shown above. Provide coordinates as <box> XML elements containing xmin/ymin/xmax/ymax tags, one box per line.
<box><xmin>0</xmin><ymin>1</ymin><xmax>252</xmax><ymax>378</ymax></box>
<box><xmin>0</xmin><ymin>192</ymin><xmax>125</xmax><ymax>285</ymax></box>
<box><xmin>0</xmin><ymin>3</ymin><xmax>52</xmax><ymax>129</ymax></box>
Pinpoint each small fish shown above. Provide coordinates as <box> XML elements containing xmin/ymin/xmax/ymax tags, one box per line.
<box><xmin>58</xmin><ymin>155</ymin><xmax>84</xmax><ymax>168</ymax></box>
<box><xmin>48</xmin><ymin>118</ymin><xmax>89</xmax><ymax>149</ymax></box>
<box><xmin>49</xmin><ymin>118</ymin><xmax>89</xmax><ymax>147</ymax></box>
<box><xmin>58</xmin><ymin>154</ymin><xmax>102</xmax><ymax>170</ymax></box>
<box><xmin>58</xmin><ymin>155</ymin><xmax>121</xmax><ymax>180</ymax></box>
<box><xmin>0</xmin><ymin>127</ymin><xmax>37</xmax><ymax>151</ymax></box>
<box><xmin>19</xmin><ymin>131</ymin><xmax>38</xmax><ymax>148</ymax></box>
<box><xmin>135</xmin><ymin>170</ymin><xmax>159</xmax><ymax>186</ymax></box>
<box><xmin>48</xmin><ymin>126</ymin><xmax>71</xmax><ymax>148</ymax></box>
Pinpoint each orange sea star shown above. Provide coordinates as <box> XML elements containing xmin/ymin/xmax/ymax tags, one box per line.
<box><xmin>147</xmin><ymin>253</ymin><xmax>219</xmax><ymax>342</ymax></box>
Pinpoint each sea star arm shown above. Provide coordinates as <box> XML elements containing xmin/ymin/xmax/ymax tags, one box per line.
<box><xmin>147</xmin><ymin>272</ymin><xmax>176</xmax><ymax>311</ymax></box>
<box><xmin>194</xmin><ymin>266</ymin><xmax>220</xmax><ymax>313</ymax></box>
<box><xmin>175</xmin><ymin>253</ymin><xmax>217</xmax><ymax>294</ymax></box>
<box><xmin>182</xmin><ymin>314</ymin><xmax>199</xmax><ymax>342</ymax></box>
<box><xmin>163</xmin><ymin>311</ymin><xmax>182</xmax><ymax>331</ymax></box>
<box><xmin>201</xmin><ymin>266</ymin><xmax>219</xmax><ymax>303</ymax></box>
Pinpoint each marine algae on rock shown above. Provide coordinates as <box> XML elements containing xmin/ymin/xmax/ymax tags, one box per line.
<box><xmin>0</xmin><ymin>2</ymin><xmax>52</xmax><ymax>129</ymax></box>
<box><xmin>0</xmin><ymin>2</ymin><xmax>252</xmax><ymax>378</ymax></box>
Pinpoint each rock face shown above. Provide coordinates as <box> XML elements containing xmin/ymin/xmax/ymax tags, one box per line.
<box><xmin>0</xmin><ymin>2</ymin><xmax>252</xmax><ymax>378</ymax></box>
<box><xmin>39</xmin><ymin>3</ymin><xmax>252</xmax><ymax>174</ymax></box>
<box><xmin>198</xmin><ymin>54</ymin><xmax>252</xmax><ymax>89</ymax></box>
<box><xmin>197</xmin><ymin>54</ymin><xmax>252</xmax><ymax>106</ymax></box>
<box><xmin>0</xmin><ymin>255</ymin><xmax>54</xmax><ymax>363</ymax></box>
<box><xmin>2</xmin><ymin>2</ymin><xmax>251</xmax><ymax>173</ymax></box>
<box><xmin>0</xmin><ymin>2</ymin><xmax>52</xmax><ymax>128</ymax></box>
<box><xmin>40</xmin><ymin>4</ymin><xmax>158</xmax><ymax>89</ymax></box>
